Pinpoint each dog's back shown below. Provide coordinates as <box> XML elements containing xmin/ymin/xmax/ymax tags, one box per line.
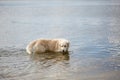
<box><xmin>26</xmin><ymin>39</ymin><xmax>51</xmax><ymax>54</ymax></box>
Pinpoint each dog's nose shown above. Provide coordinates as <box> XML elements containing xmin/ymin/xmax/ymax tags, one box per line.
<box><xmin>63</xmin><ymin>50</ymin><xmax>65</xmax><ymax>52</ymax></box>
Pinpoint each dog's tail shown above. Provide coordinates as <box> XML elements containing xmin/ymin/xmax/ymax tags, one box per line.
<box><xmin>26</xmin><ymin>41</ymin><xmax>36</xmax><ymax>54</ymax></box>
<box><xmin>26</xmin><ymin>45</ymin><xmax>32</xmax><ymax>54</ymax></box>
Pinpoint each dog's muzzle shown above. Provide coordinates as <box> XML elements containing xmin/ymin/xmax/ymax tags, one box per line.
<box><xmin>62</xmin><ymin>50</ymin><xmax>67</xmax><ymax>53</ymax></box>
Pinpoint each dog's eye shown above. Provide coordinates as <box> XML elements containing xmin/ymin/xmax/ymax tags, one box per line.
<box><xmin>64</xmin><ymin>45</ymin><xmax>67</xmax><ymax>47</ymax></box>
<box><xmin>61</xmin><ymin>45</ymin><xmax>66</xmax><ymax>47</ymax></box>
<box><xmin>61</xmin><ymin>45</ymin><xmax>64</xmax><ymax>47</ymax></box>
<box><xmin>61</xmin><ymin>45</ymin><xmax>63</xmax><ymax>47</ymax></box>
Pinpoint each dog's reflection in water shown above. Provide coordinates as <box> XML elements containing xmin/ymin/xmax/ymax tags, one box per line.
<box><xmin>29</xmin><ymin>52</ymin><xmax>70</xmax><ymax>67</ymax></box>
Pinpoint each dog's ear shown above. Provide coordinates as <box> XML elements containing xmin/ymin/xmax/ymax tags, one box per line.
<box><xmin>66</xmin><ymin>41</ymin><xmax>70</xmax><ymax>47</ymax></box>
<box><xmin>55</xmin><ymin>41</ymin><xmax>59</xmax><ymax>50</ymax></box>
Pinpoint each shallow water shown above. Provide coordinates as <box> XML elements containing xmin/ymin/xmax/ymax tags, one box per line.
<box><xmin>0</xmin><ymin>0</ymin><xmax>120</xmax><ymax>80</ymax></box>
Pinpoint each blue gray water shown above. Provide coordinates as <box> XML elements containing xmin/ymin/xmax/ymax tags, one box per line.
<box><xmin>0</xmin><ymin>0</ymin><xmax>120</xmax><ymax>80</ymax></box>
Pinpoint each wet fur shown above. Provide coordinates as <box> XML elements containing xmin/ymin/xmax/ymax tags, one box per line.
<box><xmin>26</xmin><ymin>39</ymin><xmax>69</xmax><ymax>54</ymax></box>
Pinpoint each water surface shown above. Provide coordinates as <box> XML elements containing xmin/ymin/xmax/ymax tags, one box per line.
<box><xmin>0</xmin><ymin>0</ymin><xmax>120</xmax><ymax>80</ymax></box>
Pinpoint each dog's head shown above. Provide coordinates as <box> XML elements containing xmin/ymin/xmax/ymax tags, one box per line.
<box><xmin>57</xmin><ymin>39</ymin><xmax>69</xmax><ymax>53</ymax></box>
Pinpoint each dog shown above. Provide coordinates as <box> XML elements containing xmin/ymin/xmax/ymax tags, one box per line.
<box><xmin>26</xmin><ymin>39</ymin><xmax>69</xmax><ymax>54</ymax></box>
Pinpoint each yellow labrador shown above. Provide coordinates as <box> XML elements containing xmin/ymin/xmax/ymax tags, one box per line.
<box><xmin>26</xmin><ymin>39</ymin><xmax>69</xmax><ymax>54</ymax></box>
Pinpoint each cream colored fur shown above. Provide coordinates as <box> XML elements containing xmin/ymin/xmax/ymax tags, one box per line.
<box><xmin>26</xmin><ymin>39</ymin><xmax>69</xmax><ymax>54</ymax></box>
